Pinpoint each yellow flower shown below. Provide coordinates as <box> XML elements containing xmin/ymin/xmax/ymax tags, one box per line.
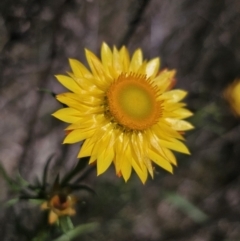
<box><xmin>223</xmin><ymin>79</ymin><xmax>240</xmax><ymax>116</ymax></box>
<box><xmin>41</xmin><ymin>194</ymin><xmax>76</xmax><ymax>224</ymax></box>
<box><xmin>52</xmin><ymin>43</ymin><xmax>194</xmax><ymax>183</ymax></box>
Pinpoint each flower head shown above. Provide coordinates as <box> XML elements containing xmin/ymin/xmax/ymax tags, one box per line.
<box><xmin>41</xmin><ymin>194</ymin><xmax>76</xmax><ymax>224</ymax></box>
<box><xmin>223</xmin><ymin>79</ymin><xmax>240</xmax><ymax>116</ymax></box>
<box><xmin>53</xmin><ymin>43</ymin><xmax>194</xmax><ymax>183</ymax></box>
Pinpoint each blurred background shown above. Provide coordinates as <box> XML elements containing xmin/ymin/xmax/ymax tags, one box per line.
<box><xmin>1</xmin><ymin>0</ymin><xmax>240</xmax><ymax>240</ymax></box>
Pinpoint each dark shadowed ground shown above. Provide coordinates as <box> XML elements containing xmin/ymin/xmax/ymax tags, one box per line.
<box><xmin>1</xmin><ymin>0</ymin><xmax>240</xmax><ymax>240</ymax></box>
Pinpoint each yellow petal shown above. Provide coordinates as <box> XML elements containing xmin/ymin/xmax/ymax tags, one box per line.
<box><xmin>120</xmin><ymin>158</ymin><xmax>132</xmax><ymax>182</ymax></box>
<box><xmin>56</xmin><ymin>92</ymin><xmax>101</xmax><ymax>108</ymax></box>
<box><xmin>131</xmin><ymin>157</ymin><xmax>148</xmax><ymax>184</ymax></box>
<box><xmin>49</xmin><ymin>211</ymin><xmax>58</xmax><ymax>225</ymax></box>
<box><xmin>90</xmin><ymin>124</ymin><xmax>113</xmax><ymax>159</ymax></box>
<box><xmin>66</xmin><ymin>114</ymin><xmax>104</xmax><ymax>131</ymax></box>
<box><xmin>89</xmin><ymin>154</ymin><xmax>97</xmax><ymax>164</ymax></box>
<box><xmin>144</xmin><ymin>158</ymin><xmax>154</xmax><ymax>178</ymax></box>
<box><xmin>162</xmin><ymin>90</ymin><xmax>187</xmax><ymax>102</ymax></box>
<box><xmin>63</xmin><ymin>128</ymin><xmax>95</xmax><ymax>144</ymax></box>
<box><xmin>113</xmin><ymin>158</ymin><xmax>120</xmax><ymax>175</ymax></box>
<box><xmin>119</xmin><ymin>141</ymin><xmax>136</xmax><ymax>179</ymax></box>
<box><xmin>157</xmin><ymin>147</ymin><xmax>177</xmax><ymax>166</ymax></box>
<box><xmin>65</xmin><ymin>118</ymin><xmax>95</xmax><ymax>131</ymax></box>
<box><xmin>137</xmin><ymin>61</ymin><xmax>147</xmax><ymax>75</ymax></box>
<box><xmin>161</xmin><ymin>101</ymin><xmax>186</xmax><ymax>111</ymax></box>
<box><xmin>165</xmin><ymin>118</ymin><xmax>194</xmax><ymax>131</ymax></box>
<box><xmin>148</xmin><ymin>149</ymin><xmax>173</xmax><ymax>173</ymax></box>
<box><xmin>163</xmin><ymin>148</ymin><xmax>177</xmax><ymax>166</ymax></box>
<box><xmin>112</xmin><ymin>46</ymin><xmax>122</xmax><ymax>75</ymax></box>
<box><xmin>119</xmin><ymin>46</ymin><xmax>130</xmax><ymax>72</ymax></box>
<box><xmin>159</xmin><ymin>138</ymin><xmax>190</xmax><ymax>154</ymax></box>
<box><xmin>78</xmin><ymin>139</ymin><xmax>94</xmax><ymax>158</ymax></box>
<box><xmin>130</xmin><ymin>133</ymin><xmax>145</xmax><ymax>170</ymax></box>
<box><xmin>114</xmin><ymin>133</ymin><xmax>128</xmax><ymax>174</ymax></box>
<box><xmin>40</xmin><ymin>202</ymin><xmax>49</xmax><ymax>210</ymax></box>
<box><xmin>69</xmin><ymin>59</ymin><xmax>92</xmax><ymax>78</ymax></box>
<box><xmin>52</xmin><ymin>108</ymin><xmax>80</xmax><ymax>123</ymax></box>
<box><xmin>60</xmin><ymin>207</ymin><xmax>76</xmax><ymax>216</ymax></box>
<box><xmin>97</xmin><ymin>147</ymin><xmax>114</xmax><ymax>175</ymax></box>
<box><xmin>86</xmin><ymin>121</ymin><xmax>111</xmax><ymax>148</ymax></box>
<box><xmin>55</xmin><ymin>75</ymin><xmax>82</xmax><ymax>94</ymax></box>
<box><xmin>75</xmin><ymin>95</ymin><xmax>102</xmax><ymax>107</ymax></box>
<box><xmin>56</xmin><ymin>92</ymin><xmax>80</xmax><ymax>106</ymax></box>
<box><xmin>171</xmin><ymin>108</ymin><xmax>193</xmax><ymax>119</ymax></box>
<box><xmin>224</xmin><ymin>80</ymin><xmax>240</xmax><ymax>116</ymax></box>
<box><xmin>129</xmin><ymin>49</ymin><xmax>143</xmax><ymax>72</ymax></box>
<box><xmin>153</xmin><ymin>121</ymin><xmax>184</xmax><ymax>141</ymax></box>
<box><xmin>101</xmin><ymin>42</ymin><xmax>113</xmax><ymax>72</ymax></box>
<box><xmin>145</xmin><ymin>57</ymin><xmax>160</xmax><ymax>78</ymax></box>
<box><xmin>67</xmin><ymin>72</ymin><xmax>99</xmax><ymax>92</ymax></box>
<box><xmin>85</xmin><ymin>49</ymin><xmax>107</xmax><ymax>80</ymax></box>
<box><xmin>120</xmin><ymin>133</ymin><xmax>130</xmax><ymax>154</ymax></box>
<box><xmin>68</xmin><ymin>208</ymin><xmax>76</xmax><ymax>216</ymax></box>
<box><xmin>154</xmin><ymin>69</ymin><xmax>176</xmax><ymax>92</ymax></box>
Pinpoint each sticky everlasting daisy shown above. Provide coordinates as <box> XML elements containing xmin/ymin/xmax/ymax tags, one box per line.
<box><xmin>41</xmin><ymin>194</ymin><xmax>76</xmax><ymax>224</ymax></box>
<box><xmin>53</xmin><ymin>43</ymin><xmax>194</xmax><ymax>183</ymax></box>
<box><xmin>224</xmin><ymin>79</ymin><xmax>240</xmax><ymax>116</ymax></box>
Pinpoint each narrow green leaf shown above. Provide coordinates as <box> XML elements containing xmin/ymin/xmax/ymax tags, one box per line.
<box><xmin>69</xmin><ymin>184</ymin><xmax>95</xmax><ymax>195</ymax></box>
<box><xmin>42</xmin><ymin>154</ymin><xmax>55</xmax><ymax>190</ymax></box>
<box><xmin>60</xmin><ymin>216</ymin><xmax>74</xmax><ymax>233</ymax></box>
<box><xmin>16</xmin><ymin>171</ymin><xmax>29</xmax><ymax>187</ymax></box>
<box><xmin>31</xmin><ymin>230</ymin><xmax>49</xmax><ymax>241</ymax></box>
<box><xmin>4</xmin><ymin>198</ymin><xmax>19</xmax><ymax>207</ymax></box>
<box><xmin>163</xmin><ymin>192</ymin><xmax>209</xmax><ymax>223</ymax></box>
<box><xmin>0</xmin><ymin>163</ymin><xmax>13</xmax><ymax>185</ymax></box>
<box><xmin>29</xmin><ymin>199</ymin><xmax>46</xmax><ymax>205</ymax></box>
<box><xmin>0</xmin><ymin>163</ymin><xmax>20</xmax><ymax>191</ymax></box>
<box><xmin>61</xmin><ymin>157</ymin><xmax>89</xmax><ymax>185</ymax></box>
<box><xmin>53</xmin><ymin>222</ymin><xmax>99</xmax><ymax>241</ymax></box>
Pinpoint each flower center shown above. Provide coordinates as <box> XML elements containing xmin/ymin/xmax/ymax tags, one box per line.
<box><xmin>50</xmin><ymin>194</ymin><xmax>70</xmax><ymax>211</ymax></box>
<box><xmin>106</xmin><ymin>73</ymin><xmax>162</xmax><ymax>131</ymax></box>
